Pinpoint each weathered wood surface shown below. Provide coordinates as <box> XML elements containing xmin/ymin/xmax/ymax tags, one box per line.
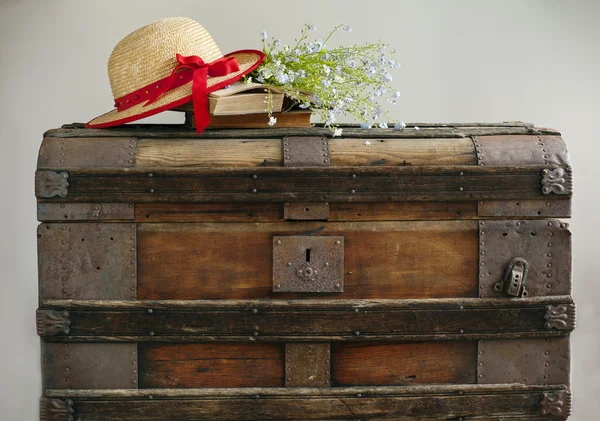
<box><xmin>47</xmin><ymin>123</ymin><xmax>561</xmax><ymax>138</ymax></box>
<box><xmin>42</xmin><ymin>384</ymin><xmax>570</xmax><ymax>420</ymax></box>
<box><xmin>35</xmin><ymin>165</ymin><xmax>567</xmax><ymax>203</ymax></box>
<box><xmin>134</xmin><ymin>201</ymin><xmax>478</xmax><ymax>223</ymax></box>
<box><xmin>132</xmin><ymin>137</ymin><xmax>476</xmax><ymax>168</ymax></box>
<box><xmin>136</xmin><ymin>221</ymin><xmax>478</xmax><ymax>300</ymax></box>
<box><xmin>37</xmin><ymin>296</ymin><xmax>574</xmax><ymax>341</ymax></box>
<box><xmin>331</xmin><ymin>342</ymin><xmax>476</xmax><ymax>386</ymax></box>
<box><xmin>139</xmin><ymin>344</ymin><xmax>284</xmax><ymax>388</ymax></box>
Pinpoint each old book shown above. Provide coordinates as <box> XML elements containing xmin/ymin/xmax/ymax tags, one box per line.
<box><xmin>173</xmin><ymin>82</ymin><xmax>284</xmax><ymax>115</ymax></box>
<box><xmin>36</xmin><ymin>123</ymin><xmax>575</xmax><ymax>420</ymax></box>
<box><xmin>190</xmin><ymin>110</ymin><xmax>313</xmax><ymax>129</ymax></box>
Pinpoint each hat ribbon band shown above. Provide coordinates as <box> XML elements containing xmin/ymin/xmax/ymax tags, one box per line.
<box><xmin>114</xmin><ymin>54</ymin><xmax>240</xmax><ymax>133</ymax></box>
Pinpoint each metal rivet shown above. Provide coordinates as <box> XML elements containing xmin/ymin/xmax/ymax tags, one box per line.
<box><xmin>252</xmin><ymin>174</ymin><xmax>258</xmax><ymax>179</ymax></box>
<box><xmin>148</xmin><ymin>173</ymin><xmax>153</xmax><ymax>177</ymax></box>
<box><xmin>148</xmin><ymin>395</ymin><xmax>153</xmax><ymax>400</ymax></box>
<box><xmin>480</xmin><ymin>285</ymin><xmax>485</xmax><ymax>289</ymax></box>
<box><xmin>252</xmin><ymin>188</ymin><xmax>258</xmax><ymax>193</ymax></box>
<box><xmin>459</xmin><ymin>172</ymin><xmax>464</xmax><ymax>176</ymax></box>
<box><xmin>275</xmin><ymin>284</ymin><xmax>281</xmax><ymax>289</ymax></box>
<box><xmin>459</xmin><ymin>187</ymin><xmax>464</xmax><ymax>191</ymax></box>
<box><xmin>459</xmin><ymin>305</ymin><xmax>464</xmax><ymax>310</ymax></box>
<box><xmin>276</xmin><ymin>240</ymin><xmax>282</xmax><ymax>245</ymax></box>
<box><xmin>348</xmin><ymin>271</ymin><xmax>353</xmax><ymax>274</ymax></box>
<box><xmin>287</xmin><ymin>262</ymin><xmax>292</xmax><ymax>266</ymax></box>
<box><xmin>325</xmin><ymin>262</ymin><xmax>329</xmax><ymax>267</ymax></box>
<box><xmin>149</xmin><ymin>331</ymin><xmax>155</xmax><ymax>336</ymax></box>
<box><xmin>547</xmin><ymin>222</ymin><xmax>553</xmax><ymax>227</ymax></box>
<box><xmin>351</xmin><ymin>189</ymin><xmax>356</xmax><ymax>194</ymax></box>
<box><xmin>547</xmin><ymin>283</ymin><xmax>552</xmax><ymax>288</ymax></box>
<box><xmin>253</xmin><ymin>331</ymin><xmax>259</xmax><ymax>336</ymax></box>
<box><xmin>548</xmin><ymin>242</ymin><xmax>552</xmax><ymax>247</ymax></box>
<box><xmin>65</xmin><ymin>367</ymin><xmax>70</xmax><ymax>372</ymax></box>
<box><xmin>545</xmin><ymin>351</ymin><xmax>550</xmax><ymax>355</ymax></box>
<box><xmin>547</xmin><ymin>273</ymin><xmax>552</xmax><ymax>278</ymax></box>
<box><xmin>357</xmin><ymin>393</ymin><xmax>362</xmax><ymax>398</ymax></box>
<box><xmin>560</xmin><ymin>223</ymin><xmax>567</xmax><ymax>228</ymax></box>
<box><xmin>335</xmin><ymin>283</ymin><xmax>341</xmax><ymax>289</ymax></box>
<box><xmin>547</xmin><ymin>252</ymin><xmax>552</xmax><ymax>257</ymax></box>
<box><xmin>355</xmin><ymin>331</ymin><xmax>360</xmax><ymax>336</ymax></box>
<box><xmin>545</xmin><ymin>363</ymin><xmax>550</xmax><ymax>367</ymax></box>
<box><xmin>516</xmin><ymin>222</ymin><xmax>521</xmax><ymax>226</ymax></box>
<box><xmin>335</xmin><ymin>240</ymin><xmax>341</xmax><ymax>245</ymax></box>
<box><xmin>352</xmin><ymin>174</ymin><xmax>357</xmax><ymax>178</ymax></box>
<box><xmin>479</xmin><ymin>374</ymin><xmax>483</xmax><ymax>378</ymax></box>
<box><xmin>147</xmin><ymin>309</ymin><xmax>153</xmax><ymax>313</ymax></box>
<box><xmin>285</xmin><ymin>156</ymin><xmax>290</xmax><ymax>160</ymax></box>
<box><xmin>459</xmin><ymin>329</ymin><xmax>464</xmax><ymax>334</ymax></box>
<box><xmin>149</xmin><ymin>189</ymin><xmax>155</xmax><ymax>193</ymax></box>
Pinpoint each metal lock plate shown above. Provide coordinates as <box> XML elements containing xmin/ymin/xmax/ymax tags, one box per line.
<box><xmin>495</xmin><ymin>257</ymin><xmax>529</xmax><ymax>297</ymax></box>
<box><xmin>273</xmin><ymin>236</ymin><xmax>344</xmax><ymax>292</ymax></box>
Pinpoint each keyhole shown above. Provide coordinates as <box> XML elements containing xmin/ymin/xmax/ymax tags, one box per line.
<box><xmin>306</xmin><ymin>248</ymin><xmax>311</xmax><ymax>263</ymax></box>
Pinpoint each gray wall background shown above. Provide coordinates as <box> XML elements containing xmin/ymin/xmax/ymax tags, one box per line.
<box><xmin>1</xmin><ymin>0</ymin><xmax>598</xmax><ymax>419</ymax></box>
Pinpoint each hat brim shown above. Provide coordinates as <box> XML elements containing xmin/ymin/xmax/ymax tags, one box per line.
<box><xmin>86</xmin><ymin>50</ymin><xmax>265</xmax><ymax>129</ymax></box>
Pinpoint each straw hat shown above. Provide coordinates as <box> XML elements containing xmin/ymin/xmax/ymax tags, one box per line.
<box><xmin>86</xmin><ymin>17</ymin><xmax>265</xmax><ymax>133</ymax></box>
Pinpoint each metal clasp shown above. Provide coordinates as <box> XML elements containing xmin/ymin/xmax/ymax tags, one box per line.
<box><xmin>495</xmin><ymin>257</ymin><xmax>529</xmax><ymax>297</ymax></box>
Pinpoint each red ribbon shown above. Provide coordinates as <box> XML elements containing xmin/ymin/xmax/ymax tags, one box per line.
<box><xmin>114</xmin><ymin>54</ymin><xmax>240</xmax><ymax>134</ymax></box>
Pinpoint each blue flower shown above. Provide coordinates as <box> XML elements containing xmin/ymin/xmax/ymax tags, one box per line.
<box><xmin>260</xmin><ymin>31</ymin><xmax>268</xmax><ymax>40</ymax></box>
<box><xmin>392</xmin><ymin>90</ymin><xmax>401</xmax><ymax>99</ymax></box>
<box><xmin>274</xmin><ymin>39</ymin><xmax>281</xmax><ymax>47</ymax></box>
<box><xmin>307</xmin><ymin>24</ymin><xmax>316</xmax><ymax>31</ymax></box>
<box><xmin>379</xmin><ymin>122</ymin><xmax>388</xmax><ymax>129</ymax></box>
<box><xmin>268</xmin><ymin>116</ymin><xmax>277</xmax><ymax>126</ymax></box>
<box><xmin>394</xmin><ymin>121</ymin><xmax>406</xmax><ymax>130</ymax></box>
<box><xmin>360</xmin><ymin>122</ymin><xmax>373</xmax><ymax>129</ymax></box>
<box><xmin>383</xmin><ymin>73</ymin><xmax>393</xmax><ymax>82</ymax></box>
<box><xmin>343</xmin><ymin>25</ymin><xmax>352</xmax><ymax>32</ymax></box>
<box><xmin>322</xmin><ymin>79</ymin><xmax>332</xmax><ymax>87</ymax></box>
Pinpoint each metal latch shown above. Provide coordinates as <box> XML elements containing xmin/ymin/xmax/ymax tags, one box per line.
<box><xmin>273</xmin><ymin>236</ymin><xmax>344</xmax><ymax>292</ymax></box>
<box><xmin>494</xmin><ymin>257</ymin><xmax>529</xmax><ymax>297</ymax></box>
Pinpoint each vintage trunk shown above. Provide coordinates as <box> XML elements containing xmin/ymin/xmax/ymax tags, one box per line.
<box><xmin>36</xmin><ymin>122</ymin><xmax>575</xmax><ymax>420</ymax></box>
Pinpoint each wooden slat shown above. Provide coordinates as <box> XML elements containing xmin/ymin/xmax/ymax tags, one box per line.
<box><xmin>136</xmin><ymin>221</ymin><xmax>478</xmax><ymax>300</ymax></box>
<box><xmin>42</xmin><ymin>384</ymin><xmax>570</xmax><ymax>421</ymax></box>
<box><xmin>37</xmin><ymin>297</ymin><xmax>574</xmax><ymax>341</ymax></box>
<box><xmin>135</xmin><ymin>201</ymin><xmax>478</xmax><ymax>222</ymax></box>
<box><xmin>138</xmin><ymin>344</ymin><xmax>284</xmax><ymax>388</ymax></box>
<box><xmin>47</xmin><ymin>124</ymin><xmax>561</xmax><ymax>138</ymax></box>
<box><xmin>332</xmin><ymin>342</ymin><xmax>476</xmax><ymax>386</ymax></box>
<box><xmin>36</xmin><ymin>165</ymin><xmax>563</xmax><ymax>203</ymax></box>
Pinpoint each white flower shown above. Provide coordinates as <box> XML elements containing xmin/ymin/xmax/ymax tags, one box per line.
<box><xmin>360</xmin><ymin>122</ymin><xmax>372</xmax><ymax>129</ymax></box>
<box><xmin>379</xmin><ymin>122</ymin><xmax>388</xmax><ymax>129</ymax></box>
<box><xmin>224</xmin><ymin>84</ymin><xmax>232</xmax><ymax>89</ymax></box>
<box><xmin>260</xmin><ymin>31</ymin><xmax>268</xmax><ymax>40</ymax></box>
<box><xmin>333</xmin><ymin>128</ymin><xmax>343</xmax><ymax>137</ymax></box>
<box><xmin>244</xmin><ymin>77</ymin><xmax>252</xmax><ymax>84</ymax></box>
<box><xmin>394</xmin><ymin>121</ymin><xmax>406</xmax><ymax>130</ymax></box>
<box><xmin>364</xmin><ymin>140</ymin><xmax>372</xmax><ymax>145</ymax></box>
<box><xmin>268</xmin><ymin>116</ymin><xmax>277</xmax><ymax>126</ymax></box>
<box><xmin>414</xmin><ymin>126</ymin><xmax>420</xmax><ymax>130</ymax></box>
<box><xmin>392</xmin><ymin>90</ymin><xmax>401</xmax><ymax>99</ymax></box>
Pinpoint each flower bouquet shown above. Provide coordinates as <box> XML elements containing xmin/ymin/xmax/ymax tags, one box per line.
<box><xmin>246</xmin><ymin>24</ymin><xmax>405</xmax><ymax>136</ymax></box>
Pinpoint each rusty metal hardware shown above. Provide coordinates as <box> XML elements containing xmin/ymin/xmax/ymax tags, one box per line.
<box><xmin>38</xmin><ymin>223</ymin><xmax>137</xmax><ymax>300</ymax></box>
<box><xmin>40</xmin><ymin>398</ymin><xmax>74</xmax><ymax>421</ymax></box>
<box><xmin>273</xmin><ymin>236</ymin><xmax>344</xmax><ymax>292</ymax></box>
<box><xmin>478</xmin><ymin>220</ymin><xmax>571</xmax><ymax>298</ymax></box>
<box><xmin>542</xmin><ymin>167</ymin><xmax>573</xmax><ymax>195</ymax></box>
<box><xmin>494</xmin><ymin>257</ymin><xmax>529</xmax><ymax>297</ymax></box>
<box><xmin>42</xmin><ymin>343</ymin><xmax>138</xmax><ymax>390</ymax></box>
<box><xmin>283</xmin><ymin>136</ymin><xmax>330</xmax><ymax>167</ymax></box>
<box><xmin>477</xmin><ymin>199</ymin><xmax>571</xmax><ymax>218</ymax></box>
<box><xmin>285</xmin><ymin>343</ymin><xmax>331</xmax><ymax>387</ymax></box>
<box><xmin>477</xmin><ymin>338</ymin><xmax>570</xmax><ymax>386</ymax></box>
<box><xmin>35</xmin><ymin>171</ymin><xmax>69</xmax><ymax>198</ymax></box>
<box><xmin>37</xmin><ymin>136</ymin><xmax>137</xmax><ymax>168</ymax></box>
<box><xmin>472</xmin><ymin>135</ymin><xmax>571</xmax><ymax>166</ymax></box>
<box><xmin>539</xmin><ymin>390</ymin><xmax>572</xmax><ymax>417</ymax></box>
<box><xmin>36</xmin><ymin>309</ymin><xmax>70</xmax><ymax>336</ymax></box>
<box><xmin>37</xmin><ymin>203</ymin><xmax>135</xmax><ymax>221</ymax></box>
<box><xmin>545</xmin><ymin>304</ymin><xmax>576</xmax><ymax>330</ymax></box>
<box><xmin>284</xmin><ymin>203</ymin><xmax>330</xmax><ymax>220</ymax></box>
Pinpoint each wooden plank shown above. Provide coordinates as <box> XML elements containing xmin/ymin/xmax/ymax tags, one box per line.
<box><xmin>332</xmin><ymin>342</ymin><xmax>476</xmax><ymax>386</ymax></box>
<box><xmin>132</xmin><ymin>137</ymin><xmax>475</xmax><ymax>168</ymax></box>
<box><xmin>136</xmin><ymin>221</ymin><xmax>478</xmax><ymax>300</ymax></box>
<box><xmin>35</xmin><ymin>165</ymin><xmax>564</xmax><ymax>203</ymax></box>
<box><xmin>47</xmin><ymin>124</ymin><xmax>561</xmax><ymax>138</ymax></box>
<box><xmin>37</xmin><ymin>297</ymin><xmax>574</xmax><ymax>341</ymax></box>
<box><xmin>138</xmin><ymin>343</ymin><xmax>284</xmax><ymax>388</ymax></box>
<box><xmin>135</xmin><ymin>202</ymin><xmax>478</xmax><ymax>222</ymax></box>
<box><xmin>135</xmin><ymin>138</ymin><xmax>282</xmax><ymax>168</ymax></box>
<box><xmin>42</xmin><ymin>384</ymin><xmax>570</xmax><ymax>420</ymax></box>
<box><xmin>329</xmin><ymin>138</ymin><xmax>476</xmax><ymax>166</ymax></box>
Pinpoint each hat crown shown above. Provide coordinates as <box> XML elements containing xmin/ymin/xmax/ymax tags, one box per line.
<box><xmin>108</xmin><ymin>17</ymin><xmax>223</xmax><ymax>99</ymax></box>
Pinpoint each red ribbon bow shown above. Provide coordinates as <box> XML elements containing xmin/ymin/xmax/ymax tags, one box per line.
<box><xmin>147</xmin><ymin>54</ymin><xmax>240</xmax><ymax>133</ymax></box>
<box><xmin>114</xmin><ymin>54</ymin><xmax>240</xmax><ymax>134</ymax></box>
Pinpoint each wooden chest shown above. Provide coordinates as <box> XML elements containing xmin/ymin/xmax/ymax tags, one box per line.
<box><xmin>35</xmin><ymin>122</ymin><xmax>575</xmax><ymax>420</ymax></box>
